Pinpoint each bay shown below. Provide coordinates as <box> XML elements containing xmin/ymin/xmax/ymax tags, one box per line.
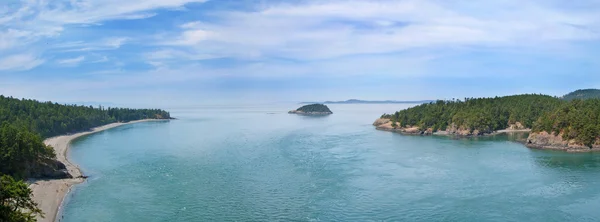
<box><xmin>61</xmin><ymin>104</ymin><xmax>600</xmax><ymax>222</ymax></box>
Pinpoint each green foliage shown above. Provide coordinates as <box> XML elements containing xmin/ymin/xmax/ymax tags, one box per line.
<box><xmin>0</xmin><ymin>124</ymin><xmax>55</xmax><ymax>179</ymax></box>
<box><xmin>0</xmin><ymin>95</ymin><xmax>171</xmax><ymax>138</ymax></box>
<box><xmin>383</xmin><ymin>92</ymin><xmax>600</xmax><ymax>147</ymax></box>
<box><xmin>0</xmin><ymin>174</ymin><xmax>43</xmax><ymax>222</ymax></box>
<box><xmin>0</xmin><ymin>95</ymin><xmax>173</xmax><ymax>219</ymax></box>
<box><xmin>532</xmin><ymin>99</ymin><xmax>600</xmax><ymax>148</ymax></box>
<box><xmin>382</xmin><ymin>94</ymin><xmax>562</xmax><ymax>133</ymax></box>
<box><xmin>562</xmin><ymin>89</ymin><xmax>600</xmax><ymax>101</ymax></box>
<box><xmin>0</xmin><ymin>95</ymin><xmax>173</xmax><ymax>178</ymax></box>
<box><xmin>296</xmin><ymin>104</ymin><xmax>332</xmax><ymax>113</ymax></box>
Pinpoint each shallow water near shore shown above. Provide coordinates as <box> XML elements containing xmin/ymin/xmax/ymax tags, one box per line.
<box><xmin>61</xmin><ymin>104</ymin><xmax>600</xmax><ymax>221</ymax></box>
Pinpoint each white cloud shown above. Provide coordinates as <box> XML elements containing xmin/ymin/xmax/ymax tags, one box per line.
<box><xmin>160</xmin><ymin>0</ymin><xmax>600</xmax><ymax>60</ymax></box>
<box><xmin>0</xmin><ymin>29</ymin><xmax>33</xmax><ymax>50</ymax></box>
<box><xmin>91</xmin><ymin>56</ymin><xmax>109</xmax><ymax>63</ymax></box>
<box><xmin>164</xmin><ymin>23</ymin><xmax>212</xmax><ymax>46</ymax></box>
<box><xmin>87</xmin><ymin>68</ymin><xmax>124</xmax><ymax>75</ymax></box>
<box><xmin>55</xmin><ymin>37</ymin><xmax>131</xmax><ymax>52</ymax></box>
<box><xmin>34</xmin><ymin>0</ymin><xmax>208</xmax><ymax>25</ymax></box>
<box><xmin>0</xmin><ymin>0</ymin><xmax>206</xmax><ymax>70</ymax></box>
<box><xmin>57</xmin><ymin>56</ymin><xmax>86</xmax><ymax>66</ymax></box>
<box><xmin>180</xmin><ymin>21</ymin><xmax>203</xmax><ymax>29</ymax></box>
<box><xmin>145</xmin><ymin>49</ymin><xmax>217</xmax><ymax>61</ymax></box>
<box><xmin>0</xmin><ymin>53</ymin><xmax>44</xmax><ymax>71</ymax></box>
<box><xmin>103</xmin><ymin>37</ymin><xmax>129</xmax><ymax>48</ymax></box>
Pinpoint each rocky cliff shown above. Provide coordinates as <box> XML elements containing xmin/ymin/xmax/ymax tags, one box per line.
<box><xmin>28</xmin><ymin>158</ymin><xmax>73</xmax><ymax>179</ymax></box>
<box><xmin>373</xmin><ymin>118</ymin><xmax>423</xmax><ymax>134</ymax></box>
<box><xmin>526</xmin><ymin>131</ymin><xmax>600</xmax><ymax>152</ymax></box>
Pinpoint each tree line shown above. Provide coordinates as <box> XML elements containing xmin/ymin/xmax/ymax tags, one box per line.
<box><xmin>562</xmin><ymin>89</ymin><xmax>600</xmax><ymax>101</ymax></box>
<box><xmin>0</xmin><ymin>95</ymin><xmax>172</xmax><ymax>221</ymax></box>
<box><xmin>382</xmin><ymin>94</ymin><xmax>562</xmax><ymax>133</ymax></box>
<box><xmin>382</xmin><ymin>93</ymin><xmax>600</xmax><ymax>148</ymax></box>
<box><xmin>532</xmin><ymin>99</ymin><xmax>600</xmax><ymax>148</ymax></box>
<box><xmin>0</xmin><ymin>95</ymin><xmax>171</xmax><ymax>138</ymax></box>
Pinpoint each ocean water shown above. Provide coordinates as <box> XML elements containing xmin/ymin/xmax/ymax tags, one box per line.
<box><xmin>60</xmin><ymin>104</ymin><xmax>600</xmax><ymax>222</ymax></box>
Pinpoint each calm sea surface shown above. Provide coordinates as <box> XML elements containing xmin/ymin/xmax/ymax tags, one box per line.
<box><xmin>61</xmin><ymin>104</ymin><xmax>600</xmax><ymax>222</ymax></box>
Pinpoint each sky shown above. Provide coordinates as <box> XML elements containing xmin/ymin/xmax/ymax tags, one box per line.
<box><xmin>0</xmin><ymin>0</ymin><xmax>599</xmax><ymax>107</ymax></box>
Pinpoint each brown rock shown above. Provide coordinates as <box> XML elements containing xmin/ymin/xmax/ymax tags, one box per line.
<box><xmin>527</xmin><ymin>131</ymin><xmax>600</xmax><ymax>152</ymax></box>
<box><xmin>403</xmin><ymin>127</ymin><xmax>421</xmax><ymax>134</ymax></box>
<box><xmin>373</xmin><ymin>118</ymin><xmax>391</xmax><ymax>126</ymax></box>
<box><xmin>508</xmin><ymin>122</ymin><xmax>526</xmax><ymax>130</ymax></box>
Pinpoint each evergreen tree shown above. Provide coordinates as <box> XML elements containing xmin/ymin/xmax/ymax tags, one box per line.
<box><xmin>0</xmin><ymin>95</ymin><xmax>173</xmax><ymax>219</ymax></box>
<box><xmin>532</xmin><ymin>99</ymin><xmax>600</xmax><ymax>148</ymax></box>
<box><xmin>382</xmin><ymin>94</ymin><xmax>562</xmax><ymax>133</ymax></box>
<box><xmin>0</xmin><ymin>96</ymin><xmax>171</xmax><ymax>138</ymax></box>
<box><xmin>0</xmin><ymin>175</ymin><xmax>43</xmax><ymax>222</ymax></box>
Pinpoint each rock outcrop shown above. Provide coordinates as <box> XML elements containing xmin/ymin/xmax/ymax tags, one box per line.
<box><xmin>372</xmin><ymin>118</ymin><xmax>430</xmax><ymax>135</ymax></box>
<box><xmin>508</xmin><ymin>122</ymin><xmax>525</xmax><ymax>130</ymax></box>
<box><xmin>373</xmin><ymin>118</ymin><xmax>391</xmax><ymax>127</ymax></box>
<box><xmin>30</xmin><ymin>158</ymin><xmax>73</xmax><ymax>179</ymax></box>
<box><xmin>443</xmin><ymin>123</ymin><xmax>493</xmax><ymax>136</ymax></box>
<box><xmin>526</xmin><ymin>131</ymin><xmax>600</xmax><ymax>152</ymax></box>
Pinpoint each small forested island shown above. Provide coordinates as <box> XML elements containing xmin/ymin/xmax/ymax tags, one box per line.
<box><xmin>289</xmin><ymin>104</ymin><xmax>333</xmax><ymax>115</ymax></box>
<box><xmin>0</xmin><ymin>95</ymin><xmax>172</xmax><ymax>221</ymax></box>
<box><xmin>374</xmin><ymin>90</ymin><xmax>600</xmax><ymax>152</ymax></box>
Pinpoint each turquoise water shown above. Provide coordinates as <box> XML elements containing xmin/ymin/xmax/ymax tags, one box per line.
<box><xmin>61</xmin><ymin>104</ymin><xmax>600</xmax><ymax>222</ymax></box>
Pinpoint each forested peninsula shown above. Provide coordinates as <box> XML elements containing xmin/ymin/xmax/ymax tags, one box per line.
<box><xmin>0</xmin><ymin>95</ymin><xmax>172</xmax><ymax>221</ymax></box>
<box><xmin>374</xmin><ymin>90</ymin><xmax>600</xmax><ymax>152</ymax></box>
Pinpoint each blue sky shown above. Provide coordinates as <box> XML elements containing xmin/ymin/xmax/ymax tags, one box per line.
<box><xmin>0</xmin><ymin>0</ymin><xmax>599</xmax><ymax>107</ymax></box>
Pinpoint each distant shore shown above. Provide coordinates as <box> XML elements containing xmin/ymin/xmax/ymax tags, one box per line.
<box><xmin>29</xmin><ymin>119</ymin><xmax>169</xmax><ymax>222</ymax></box>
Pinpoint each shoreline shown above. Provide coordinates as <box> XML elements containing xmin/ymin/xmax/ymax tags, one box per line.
<box><xmin>375</xmin><ymin>123</ymin><xmax>600</xmax><ymax>152</ymax></box>
<box><xmin>373</xmin><ymin>117</ymin><xmax>531</xmax><ymax>137</ymax></box>
<box><xmin>525</xmin><ymin>131</ymin><xmax>600</xmax><ymax>152</ymax></box>
<box><xmin>374</xmin><ymin>125</ymin><xmax>531</xmax><ymax>137</ymax></box>
<box><xmin>29</xmin><ymin>119</ymin><xmax>169</xmax><ymax>222</ymax></box>
<box><xmin>524</xmin><ymin>143</ymin><xmax>600</xmax><ymax>152</ymax></box>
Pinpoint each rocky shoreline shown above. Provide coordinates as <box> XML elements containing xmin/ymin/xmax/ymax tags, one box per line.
<box><xmin>525</xmin><ymin>131</ymin><xmax>600</xmax><ymax>152</ymax></box>
<box><xmin>374</xmin><ymin>118</ymin><xmax>600</xmax><ymax>152</ymax></box>
<box><xmin>373</xmin><ymin>118</ymin><xmax>529</xmax><ymax>137</ymax></box>
<box><xmin>288</xmin><ymin>110</ymin><xmax>333</xmax><ymax>115</ymax></box>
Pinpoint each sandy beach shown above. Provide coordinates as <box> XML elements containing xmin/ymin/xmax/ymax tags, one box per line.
<box><xmin>29</xmin><ymin>119</ymin><xmax>167</xmax><ymax>222</ymax></box>
<box><xmin>495</xmin><ymin>129</ymin><xmax>531</xmax><ymax>133</ymax></box>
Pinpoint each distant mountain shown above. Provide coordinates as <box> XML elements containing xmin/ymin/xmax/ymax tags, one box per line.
<box><xmin>300</xmin><ymin>99</ymin><xmax>434</xmax><ymax>104</ymax></box>
<box><xmin>562</xmin><ymin>89</ymin><xmax>600</xmax><ymax>101</ymax></box>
